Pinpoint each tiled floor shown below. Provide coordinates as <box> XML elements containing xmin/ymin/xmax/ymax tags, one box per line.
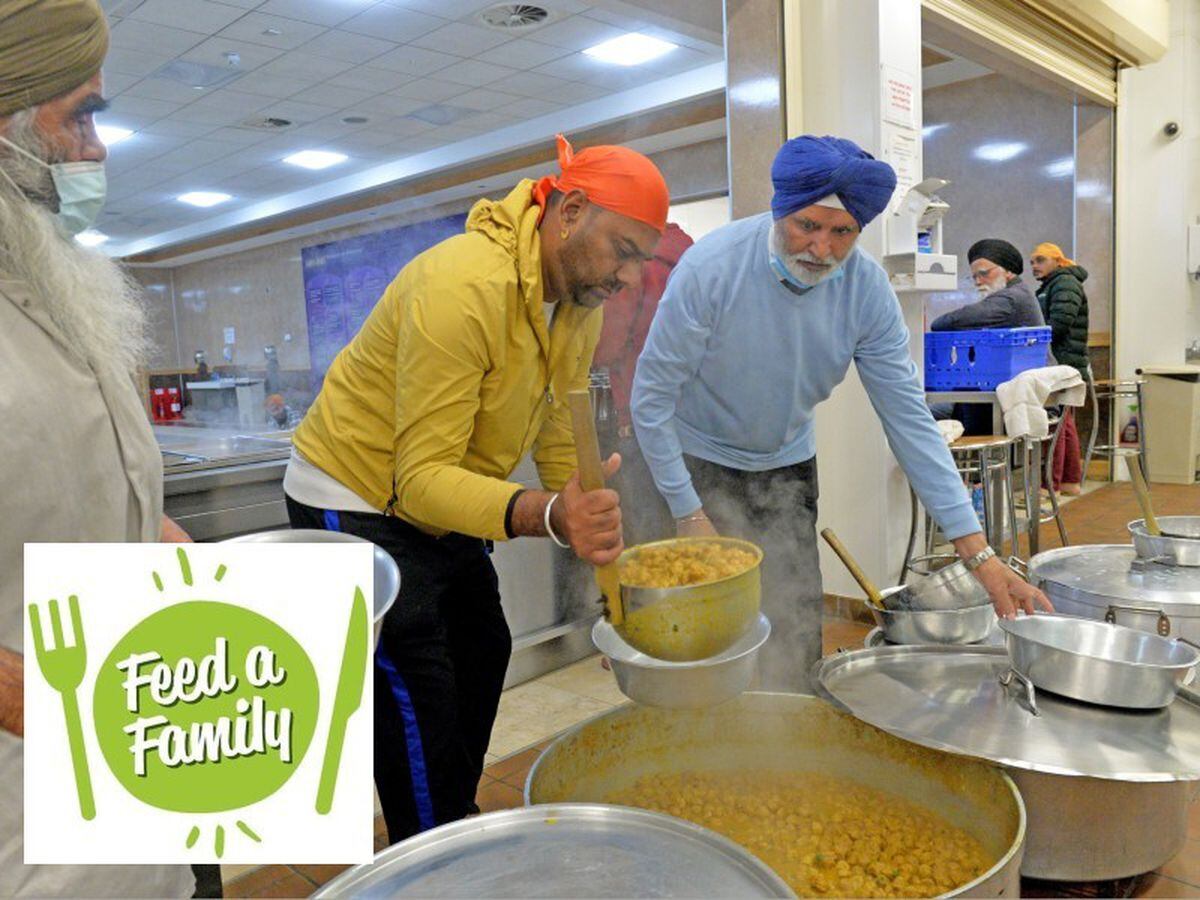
<box><xmin>224</xmin><ymin>480</ymin><xmax>1200</xmax><ymax>899</ymax></box>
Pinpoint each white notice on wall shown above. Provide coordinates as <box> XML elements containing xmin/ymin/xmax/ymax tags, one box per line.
<box><xmin>224</xmin><ymin>326</ymin><xmax>236</xmax><ymax>345</ymax></box>
<box><xmin>881</xmin><ymin>65</ymin><xmax>917</xmax><ymax>129</ymax></box>
<box><xmin>883</xmin><ymin>127</ymin><xmax>919</xmax><ymax>214</ymax></box>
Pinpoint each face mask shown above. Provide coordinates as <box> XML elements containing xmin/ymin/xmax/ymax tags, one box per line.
<box><xmin>771</xmin><ymin>252</ymin><xmax>845</xmax><ymax>292</ymax></box>
<box><xmin>0</xmin><ymin>136</ymin><xmax>107</xmax><ymax>237</ymax></box>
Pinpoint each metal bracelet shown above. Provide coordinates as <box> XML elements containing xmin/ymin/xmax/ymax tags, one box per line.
<box><xmin>676</xmin><ymin>512</ymin><xmax>709</xmax><ymax>524</ymax></box>
<box><xmin>963</xmin><ymin>545</ymin><xmax>997</xmax><ymax>572</ymax></box>
<box><xmin>544</xmin><ymin>492</ymin><xmax>570</xmax><ymax>549</ymax></box>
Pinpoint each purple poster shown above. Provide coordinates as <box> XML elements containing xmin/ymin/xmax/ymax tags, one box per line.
<box><xmin>301</xmin><ymin>213</ymin><xmax>466</xmax><ymax>387</ymax></box>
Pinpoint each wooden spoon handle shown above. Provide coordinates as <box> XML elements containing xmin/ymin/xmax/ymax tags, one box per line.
<box><xmin>567</xmin><ymin>390</ymin><xmax>624</xmax><ymax>625</ymax></box>
<box><xmin>820</xmin><ymin>528</ymin><xmax>886</xmax><ymax>610</ymax></box>
<box><xmin>1125</xmin><ymin>455</ymin><xmax>1162</xmax><ymax>536</ymax></box>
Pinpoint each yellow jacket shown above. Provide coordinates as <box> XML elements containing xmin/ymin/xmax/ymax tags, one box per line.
<box><xmin>293</xmin><ymin>181</ymin><xmax>601</xmax><ymax>541</ymax></box>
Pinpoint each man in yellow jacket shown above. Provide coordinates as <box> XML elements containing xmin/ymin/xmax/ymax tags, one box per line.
<box><xmin>285</xmin><ymin>134</ymin><xmax>669</xmax><ymax>843</ymax></box>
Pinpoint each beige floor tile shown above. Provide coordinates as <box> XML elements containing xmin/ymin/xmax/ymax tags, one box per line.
<box><xmin>536</xmin><ymin>654</ymin><xmax>628</xmax><ymax>705</ymax></box>
<box><xmin>220</xmin><ymin>864</ymin><xmax>259</xmax><ymax>882</ymax></box>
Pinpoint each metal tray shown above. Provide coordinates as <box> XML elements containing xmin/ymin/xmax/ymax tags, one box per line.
<box><xmin>312</xmin><ymin>804</ymin><xmax>793</xmax><ymax>898</ymax></box>
<box><xmin>812</xmin><ymin>644</ymin><xmax>1200</xmax><ymax>782</ymax></box>
<box><xmin>864</xmin><ymin>623</ymin><xmax>1004</xmax><ymax>648</ymax></box>
<box><xmin>1029</xmin><ymin>545</ymin><xmax>1200</xmax><ymax>613</ymax></box>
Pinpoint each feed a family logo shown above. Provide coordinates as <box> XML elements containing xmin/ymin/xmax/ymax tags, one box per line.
<box><xmin>24</xmin><ymin>542</ymin><xmax>376</xmax><ymax>864</ymax></box>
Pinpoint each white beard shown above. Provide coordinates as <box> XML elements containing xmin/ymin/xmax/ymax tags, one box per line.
<box><xmin>977</xmin><ymin>273</ymin><xmax>1009</xmax><ymax>297</ymax></box>
<box><xmin>0</xmin><ymin>114</ymin><xmax>147</xmax><ymax>379</ymax></box>
<box><xmin>770</xmin><ymin>223</ymin><xmax>845</xmax><ymax>287</ymax></box>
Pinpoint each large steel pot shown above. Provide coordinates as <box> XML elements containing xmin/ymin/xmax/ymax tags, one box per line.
<box><xmin>312</xmin><ymin>804</ymin><xmax>792</xmax><ymax>898</ymax></box>
<box><xmin>224</xmin><ymin>529</ymin><xmax>399</xmax><ymax>641</ymax></box>
<box><xmin>999</xmin><ymin>614</ymin><xmax>1200</xmax><ymax>709</ymax></box>
<box><xmin>813</xmin><ymin>644</ymin><xmax>1200</xmax><ymax>881</ymax></box>
<box><xmin>1130</xmin><ymin>516</ymin><xmax>1200</xmax><ymax>567</ymax></box>
<box><xmin>526</xmin><ymin>692</ymin><xmax>1025</xmax><ymax>898</ymax></box>
<box><xmin>1027</xmin><ymin>545</ymin><xmax>1200</xmax><ymax>642</ymax></box>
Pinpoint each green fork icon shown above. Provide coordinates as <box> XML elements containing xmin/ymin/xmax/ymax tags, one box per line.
<box><xmin>29</xmin><ymin>595</ymin><xmax>95</xmax><ymax>820</ymax></box>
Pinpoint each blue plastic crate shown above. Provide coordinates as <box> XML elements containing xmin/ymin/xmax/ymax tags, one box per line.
<box><xmin>925</xmin><ymin>327</ymin><xmax>1052</xmax><ymax>391</ymax></box>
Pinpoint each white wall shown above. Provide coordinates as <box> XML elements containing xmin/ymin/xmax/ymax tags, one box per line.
<box><xmin>1115</xmin><ymin>0</ymin><xmax>1200</xmax><ymax>375</ymax></box>
<box><xmin>668</xmin><ymin>195</ymin><xmax>732</xmax><ymax>241</ymax></box>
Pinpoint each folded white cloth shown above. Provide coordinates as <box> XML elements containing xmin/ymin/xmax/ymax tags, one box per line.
<box><xmin>938</xmin><ymin>419</ymin><xmax>965</xmax><ymax>444</ymax></box>
<box><xmin>996</xmin><ymin>365</ymin><xmax>1086</xmax><ymax>439</ymax></box>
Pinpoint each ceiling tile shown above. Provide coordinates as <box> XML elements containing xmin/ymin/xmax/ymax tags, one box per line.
<box><xmin>474</xmin><ymin>37</ymin><xmax>572</xmax><ymax>70</ymax></box>
<box><xmin>344</xmin><ymin>94</ymin><xmax>428</xmax><ymax>118</ymax></box>
<box><xmin>496</xmin><ymin>69</ymin><xmax>575</xmax><ymax>99</ymax></box>
<box><xmin>299</xmin><ymin>29</ymin><xmax>397</xmax><ymax>64</ymax></box>
<box><xmin>412</xmin><ymin>22</ymin><xmax>510</xmax><ymax>56</ymax></box>
<box><xmin>110</xmin><ymin>20</ymin><xmax>208</xmax><ymax>56</ymax></box>
<box><xmin>532</xmin><ymin>51</ymin><xmax>609</xmax><ymax>83</ymax></box>
<box><xmin>391</xmin><ymin>0</ymin><xmax>494</xmax><ymax>18</ymax></box>
<box><xmin>140</xmin><ymin>118</ymin><xmax>220</xmax><ymax>139</ymax></box>
<box><xmin>365</xmin><ymin>116</ymin><xmax>437</xmax><ymax>138</ymax></box>
<box><xmin>254</xmin><ymin>0</ymin><xmax>373</xmax><ymax>27</ymax></box>
<box><xmin>109</xmin><ymin>94</ymin><xmax>180</xmax><ymax>122</ymax></box>
<box><xmin>253</xmin><ymin>98</ymin><xmax>342</xmax><ymax>126</ymax></box>
<box><xmin>256</xmin><ymin>51</ymin><xmax>356</xmax><ymax>80</ymax></box>
<box><xmin>224</xmin><ymin>71</ymin><xmax>309</xmax><ymax>99</ymax></box>
<box><xmin>496</xmin><ymin>96</ymin><xmax>562</xmax><ymax>117</ymax></box>
<box><xmin>433</xmin><ymin>59</ymin><xmax>519</xmax><ymax>88</ymax></box>
<box><xmin>386</xmin><ymin>78</ymin><xmax>467</xmax><ymax>103</ymax></box>
<box><xmin>216</xmin><ymin>12</ymin><xmax>329</xmax><ymax>50</ymax></box>
<box><xmin>282</xmin><ymin>115</ymin><xmax>371</xmax><ymax>140</ymax></box>
<box><xmin>546</xmin><ymin>79</ymin><xmax>611</xmax><ymax>104</ymax></box>
<box><xmin>450</xmin><ymin>87</ymin><xmax>524</xmax><ymax>111</ymax></box>
<box><xmin>339</xmin><ymin>4</ymin><xmax>445</xmax><ymax>44</ymax></box>
<box><xmin>161</xmin><ymin>137</ymin><xmax>239</xmax><ymax>166</ymax></box>
<box><xmin>179</xmin><ymin>36</ymin><xmax>286</xmax><ymax>72</ymax></box>
<box><xmin>122</xmin><ymin>76</ymin><xmax>212</xmax><ymax>104</ymax></box>
<box><xmin>202</xmin><ymin>126</ymin><xmax>280</xmax><ymax>146</ymax></box>
<box><xmin>129</xmin><ymin>0</ymin><xmax>249</xmax><ymax>34</ymax></box>
<box><xmin>640</xmin><ymin>45</ymin><xmax>721</xmax><ymax>78</ymax></box>
<box><xmin>287</xmin><ymin>82</ymin><xmax>376</xmax><ymax>109</ymax></box>
<box><xmin>370</xmin><ymin>44</ymin><xmax>459</xmax><ymax>77</ymax></box>
<box><xmin>101</xmin><ymin>71</ymin><xmax>141</xmax><ymax>95</ymax></box>
<box><xmin>103</xmin><ymin>47</ymin><xmax>176</xmax><ymax>78</ymax></box>
<box><xmin>523</xmin><ymin>14</ymin><xmax>626</xmax><ymax>51</ymax></box>
<box><xmin>207</xmin><ymin>0</ymin><xmax>263</xmax><ymax>7</ymax></box>
<box><xmin>327</xmin><ymin>65</ymin><xmax>414</xmax><ymax>93</ymax></box>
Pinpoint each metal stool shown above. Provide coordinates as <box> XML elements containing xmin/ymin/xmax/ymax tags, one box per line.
<box><xmin>902</xmin><ymin>435</ymin><xmax>1020</xmax><ymax>582</ymax></box>
<box><xmin>1084</xmin><ymin>377</ymin><xmax>1148</xmax><ymax>481</ymax></box>
<box><xmin>1016</xmin><ymin>416</ymin><xmax>1070</xmax><ymax>555</ymax></box>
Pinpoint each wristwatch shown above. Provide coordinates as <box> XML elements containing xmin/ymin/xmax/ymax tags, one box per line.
<box><xmin>963</xmin><ymin>545</ymin><xmax>997</xmax><ymax>572</ymax></box>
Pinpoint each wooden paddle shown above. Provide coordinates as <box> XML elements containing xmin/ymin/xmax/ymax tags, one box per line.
<box><xmin>567</xmin><ymin>389</ymin><xmax>624</xmax><ymax>626</ymax></box>
<box><xmin>820</xmin><ymin>528</ymin><xmax>888</xmax><ymax>611</ymax></box>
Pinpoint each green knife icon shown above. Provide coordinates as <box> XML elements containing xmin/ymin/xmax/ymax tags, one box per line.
<box><xmin>316</xmin><ymin>586</ymin><xmax>368</xmax><ymax>815</ymax></box>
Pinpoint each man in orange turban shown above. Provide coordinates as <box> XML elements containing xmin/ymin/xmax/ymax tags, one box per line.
<box><xmin>288</xmin><ymin>134</ymin><xmax>668</xmax><ymax>843</ymax></box>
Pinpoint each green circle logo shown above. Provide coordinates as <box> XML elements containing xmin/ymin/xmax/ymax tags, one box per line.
<box><xmin>93</xmin><ymin>601</ymin><xmax>319</xmax><ymax>813</ymax></box>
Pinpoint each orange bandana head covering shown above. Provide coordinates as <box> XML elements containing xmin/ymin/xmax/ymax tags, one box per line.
<box><xmin>533</xmin><ymin>133</ymin><xmax>669</xmax><ymax>233</ymax></box>
<box><xmin>1033</xmin><ymin>242</ymin><xmax>1075</xmax><ymax>267</ymax></box>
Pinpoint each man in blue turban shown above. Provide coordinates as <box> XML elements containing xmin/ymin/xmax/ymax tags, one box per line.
<box><xmin>631</xmin><ymin>135</ymin><xmax>1049</xmax><ymax>690</ymax></box>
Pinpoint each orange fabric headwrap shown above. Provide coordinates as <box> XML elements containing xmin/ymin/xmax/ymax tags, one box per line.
<box><xmin>1033</xmin><ymin>242</ymin><xmax>1075</xmax><ymax>267</ymax></box>
<box><xmin>533</xmin><ymin>133</ymin><xmax>669</xmax><ymax>233</ymax></box>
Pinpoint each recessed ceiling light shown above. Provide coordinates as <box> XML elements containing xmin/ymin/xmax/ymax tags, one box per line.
<box><xmin>178</xmin><ymin>191</ymin><xmax>232</xmax><ymax>208</ymax></box>
<box><xmin>1043</xmin><ymin>157</ymin><xmax>1074</xmax><ymax>178</ymax></box>
<box><xmin>74</xmin><ymin>230</ymin><xmax>109</xmax><ymax>247</ymax></box>
<box><xmin>283</xmin><ymin>150</ymin><xmax>348</xmax><ymax>170</ymax></box>
<box><xmin>96</xmin><ymin>124</ymin><xmax>133</xmax><ymax>146</ymax></box>
<box><xmin>972</xmin><ymin>141</ymin><xmax>1027</xmax><ymax>162</ymax></box>
<box><xmin>583</xmin><ymin>32</ymin><xmax>677</xmax><ymax>66</ymax></box>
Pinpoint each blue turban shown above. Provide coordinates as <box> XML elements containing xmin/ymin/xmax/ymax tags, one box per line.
<box><xmin>770</xmin><ymin>135</ymin><xmax>898</xmax><ymax>228</ymax></box>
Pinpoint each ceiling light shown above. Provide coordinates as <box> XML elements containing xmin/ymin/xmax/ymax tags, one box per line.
<box><xmin>921</xmin><ymin>123</ymin><xmax>948</xmax><ymax>139</ymax></box>
<box><xmin>972</xmin><ymin>141</ymin><xmax>1027</xmax><ymax>162</ymax></box>
<box><xmin>1043</xmin><ymin>157</ymin><xmax>1074</xmax><ymax>178</ymax></box>
<box><xmin>284</xmin><ymin>150</ymin><xmax>348</xmax><ymax>170</ymax></box>
<box><xmin>74</xmin><ymin>230</ymin><xmax>109</xmax><ymax>247</ymax></box>
<box><xmin>178</xmin><ymin>191</ymin><xmax>232</xmax><ymax>208</ymax></box>
<box><xmin>583</xmin><ymin>32</ymin><xmax>677</xmax><ymax>66</ymax></box>
<box><xmin>96</xmin><ymin>124</ymin><xmax>133</xmax><ymax>146</ymax></box>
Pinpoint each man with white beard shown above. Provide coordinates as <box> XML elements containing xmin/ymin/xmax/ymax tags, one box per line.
<box><xmin>930</xmin><ymin>239</ymin><xmax>1044</xmax><ymax>332</ymax></box>
<box><xmin>0</xmin><ymin>0</ymin><xmax>193</xmax><ymax>895</ymax></box>
<box><xmin>631</xmin><ymin>135</ymin><xmax>1049</xmax><ymax>691</ymax></box>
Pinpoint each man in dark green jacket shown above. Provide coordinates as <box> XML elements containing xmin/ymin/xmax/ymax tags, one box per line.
<box><xmin>1031</xmin><ymin>242</ymin><xmax>1089</xmax><ymax>493</ymax></box>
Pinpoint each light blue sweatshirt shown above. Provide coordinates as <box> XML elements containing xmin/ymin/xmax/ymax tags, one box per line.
<box><xmin>630</xmin><ymin>212</ymin><xmax>979</xmax><ymax>540</ymax></box>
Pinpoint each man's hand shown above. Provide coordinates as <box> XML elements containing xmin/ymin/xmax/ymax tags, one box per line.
<box><xmin>160</xmin><ymin>515</ymin><xmax>192</xmax><ymax>543</ymax></box>
<box><xmin>953</xmin><ymin>532</ymin><xmax>1053</xmax><ymax>618</ymax></box>
<box><xmin>554</xmin><ymin>453</ymin><xmax>624</xmax><ymax>566</ymax></box>
<box><xmin>676</xmin><ymin>508</ymin><xmax>718</xmax><ymax>538</ymax></box>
